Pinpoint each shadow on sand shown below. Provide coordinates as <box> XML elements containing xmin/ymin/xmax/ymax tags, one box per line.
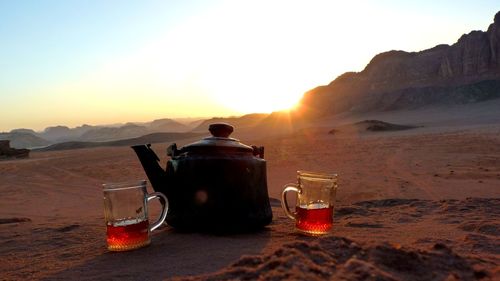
<box><xmin>42</xmin><ymin>227</ymin><xmax>272</xmax><ymax>280</ymax></box>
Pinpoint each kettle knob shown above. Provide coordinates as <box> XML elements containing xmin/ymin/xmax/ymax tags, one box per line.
<box><xmin>209</xmin><ymin>123</ymin><xmax>234</xmax><ymax>138</ymax></box>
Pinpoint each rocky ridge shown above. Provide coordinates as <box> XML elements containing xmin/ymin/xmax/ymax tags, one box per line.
<box><xmin>298</xmin><ymin>11</ymin><xmax>500</xmax><ymax>116</ymax></box>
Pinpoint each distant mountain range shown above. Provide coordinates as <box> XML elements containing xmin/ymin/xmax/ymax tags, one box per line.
<box><xmin>191</xmin><ymin>114</ymin><xmax>269</xmax><ymax>132</ymax></box>
<box><xmin>0</xmin><ymin>118</ymin><xmax>193</xmax><ymax>149</ymax></box>
<box><xmin>3</xmin><ymin>11</ymin><xmax>500</xmax><ymax>150</ymax></box>
<box><xmin>297</xmin><ymin>11</ymin><xmax>500</xmax><ymax>117</ymax></box>
<box><xmin>33</xmin><ymin>132</ymin><xmax>204</xmax><ymax>152</ymax></box>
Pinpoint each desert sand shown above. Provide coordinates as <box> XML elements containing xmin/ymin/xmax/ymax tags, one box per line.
<box><xmin>1</xmin><ymin>105</ymin><xmax>499</xmax><ymax>280</ymax></box>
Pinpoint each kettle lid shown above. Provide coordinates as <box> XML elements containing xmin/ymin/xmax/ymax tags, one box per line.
<box><xmin>181</xmin><ymin>123</ymin><xmax>254</xmax><ymax>154</ymax></box>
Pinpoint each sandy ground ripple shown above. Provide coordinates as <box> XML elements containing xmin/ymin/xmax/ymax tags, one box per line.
<box><xmin>1</xmin><ymin>124</ymin><xmax>499</xmax><ymax>280</ymax></box>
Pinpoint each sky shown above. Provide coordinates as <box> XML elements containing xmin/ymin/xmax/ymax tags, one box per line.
<box><xmin>0</xmin><ymin>0</ymin><xmax>498</xmax><ymax>131</ymax></box>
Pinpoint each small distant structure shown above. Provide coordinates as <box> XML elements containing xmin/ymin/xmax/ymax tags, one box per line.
<box><xmin>0</xmin><ymin>140</ymin><xmax>30</xmax><ymax>159</ymax></box>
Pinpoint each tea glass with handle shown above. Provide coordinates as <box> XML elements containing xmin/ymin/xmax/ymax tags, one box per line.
<box><xmin>281</xmin><ymin>171</ymin><xmax>338</xmax><ymax>235</ymax></box>
<box><xmin>103</xmin><ymin>180</ymin><xmax>168</xmax><ymax>251</ymax></box>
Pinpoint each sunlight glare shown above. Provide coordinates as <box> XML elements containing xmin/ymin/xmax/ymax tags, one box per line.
<box><xmin>2</xmin><ymin>0</ymin><xmax>479</xmax><ymax>131</ymax></box>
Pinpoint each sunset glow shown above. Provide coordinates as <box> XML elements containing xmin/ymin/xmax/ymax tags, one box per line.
<box><xmin>0</xmin><ymin>0</ymin><xmax>497</xmax><ymax>131</ymax></box>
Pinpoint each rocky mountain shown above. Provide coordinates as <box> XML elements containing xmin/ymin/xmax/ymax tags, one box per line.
<box><xmin>79</xmin><ymin>119</ymin><xmax>190</xmax><ymax>141</ymax></box>
<box><xmin>147</xmin><ymin>118</ymin><xmax>190</xmax><ymax>132</ymax></box>
<box><xmin>2</xmin><ymin>118</ymin><xmax>201</xmax><ymax>148</ymax></box>
<box><xmin>41</xmin><ymin>126</ymin><xmax>72</xmax><ymax>140</ymax></box>
<box><xmin>35</xmin><ymin>132</ymin><xmax>204</xmax><ymax>152</ymax></box>
<box><xmin>79</xmin><ymin>124</ymin><xmax>150</xmax><ymax>142</ymax></box>
<box><xmin>192</xmin><ymin>113</ymin><xmax>269</xmax><ymax>132</ymax></box>
<box><xmin>40</xmin><ymin>125</ymin><xmax>94</xmax><ymax>142</ymax></box>
<box><xmin>10</xmin><ymin>128</ymin><xmax>37</xmax><ymax>135</ymax></box>
<box><xmin>298</xmin><ymin>11</ymin><xmax>500</xmax><ymax>117</ymax></box>
<box><xmin>0</xmin><ymin>132</ymin><xmax>51</xmax><ymax>149</ymax></box>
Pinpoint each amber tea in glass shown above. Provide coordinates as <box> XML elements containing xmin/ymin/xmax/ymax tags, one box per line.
<box><xmin>103</xmin><ymin>180</ymin><xmax>168</xmax><ymax>251</ymax></box>
<box><xmin>281</xmin><ymin>171</ymin><xmax>338</xmax><ymax>235</ymax></box>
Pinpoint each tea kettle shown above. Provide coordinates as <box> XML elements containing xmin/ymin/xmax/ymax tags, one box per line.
<box><xmin>131</xmin><ymin>123</ymin><xmax>273</xmax><ymax>232</ymax></box>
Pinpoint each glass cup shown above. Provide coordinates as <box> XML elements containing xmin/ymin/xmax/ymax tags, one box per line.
<box><xmin>103</xmin><ymin>180</ymin><xmax>168</xmax><ymax>251</ymax></box>
<box><xmin>281</xmin><ymin>171</ymin><xmax>338</xmax><ymax>235</ymax></box>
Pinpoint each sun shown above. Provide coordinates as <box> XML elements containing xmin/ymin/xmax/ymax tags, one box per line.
<box><xmin>199</xmin><ymin>62</ymin><xmax>306</xmax><ymax>115</ymax></box>
<box><xmin>204</xmin><ymin>79</ymin><xmax>303</xmax><ymax>114</ymax></box>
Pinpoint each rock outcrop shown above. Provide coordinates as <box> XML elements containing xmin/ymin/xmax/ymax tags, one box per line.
<box><xmin>298</xmin><ymin>11</ymin><xmax>500</xmax><ymax>117</ymax></box>
<box><xmin>0</xmin><ymin>140</ymin><xmax>30</xmax><ymax>159</ymax></box>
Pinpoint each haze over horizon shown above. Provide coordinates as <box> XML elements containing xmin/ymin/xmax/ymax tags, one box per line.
<box><xmin>1</xmin><ymin>0</ymin><xmax>498</xmax><ymax>132</ymax></box>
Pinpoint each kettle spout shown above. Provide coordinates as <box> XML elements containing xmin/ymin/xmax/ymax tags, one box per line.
<box><xmin>131</xmin><ymin>144</ymin><xmax>167</xmax><ymax>193</ymax></box>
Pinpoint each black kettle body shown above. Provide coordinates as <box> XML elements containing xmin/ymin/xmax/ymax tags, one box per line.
<box><xmin>132</xmin><ymin>123</ymin><xmax>272</xmax><ymax>232</ymax></box>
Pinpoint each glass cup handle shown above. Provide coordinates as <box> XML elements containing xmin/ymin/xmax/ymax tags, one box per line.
<box><xmin>281</xmin><ymin>183</ymin><xmax>301</xmax><ymax>220</ymax></box>
<box><xmin>146</xmin><ymin>192</ymin><xmax>169</xmax><ymax>232</ymax></box>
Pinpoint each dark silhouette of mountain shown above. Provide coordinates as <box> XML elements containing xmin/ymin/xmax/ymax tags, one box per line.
<box><xmin>76</xmin><ymin>120</ymin><xmax>189</xmax><ymax>142</ymax></box>
<box><xmin>34</xmin><ymin>132</ymin><xmax>204</xmax><ymax>152</ymax></box>
<box><xmin>41</xmin><ymin>126</ymin><xmax>73</xmax><ymax>141</ymax></box>
<box><xmin>10</xmin><ymin>128</ymin><xmax>37</xmax><ymax>134</ymax></box>
<box><xmin>191</xmin><ymin>114</ymin><xmax>269</xmax><ymax>132</ymax></box>
<box><xmin>79</xmin><ymin>123</ymin><xmax>150</xmax><ymax>142</ymax></box>
<box><xmin>0</xmin><ymin>132</ymin><xmax>51</xmax><ymax>149</ymax></box>
<box><xmin>39</xmin><ymin>124</ymin><xmax>95</xmax><ymax>142</ymax></box>
<box><xmin>4</xmin><ymin>118</ymin><xmax>207</xmax><ymax>148</ymax></box>
<box><xmin>187</xmin><ymin>119</ymin><xmax>206</xmax><ymax>129</ymax></box>
<box><xmin>297</xmin><ymin>11</ymin><xmax>500</xmax><ymax>117</ymax></box>
<box><xmin>10</xmin><ymin>119</ymin><xmax>191</xmax><ymax>144</ymax></box>
<box><xmin>147</xmin><ymin>118</ymin><xmax>190</xmax><ymax>132</ymax></box>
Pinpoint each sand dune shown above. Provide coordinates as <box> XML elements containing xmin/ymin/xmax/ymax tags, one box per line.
<box><xmin>177</xmin><ymin>198</ymin><xmax>499</xmax><ymax>281</ymax></box>
<box><xmin>1</xmin><ymin>115</ymin><xmax>499</xmax><ymax>280</ymax></box>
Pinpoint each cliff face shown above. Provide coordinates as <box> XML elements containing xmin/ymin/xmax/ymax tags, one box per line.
<box><xmin>299</xmin><ymin>11</ymin><xmax>500</xmax><ymax>116</ymax></box>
